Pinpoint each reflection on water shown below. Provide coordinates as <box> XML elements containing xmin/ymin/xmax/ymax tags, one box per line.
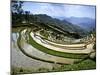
<box><xmin>12</xmin><ymin>33</ymin><xmax>19</xmax><ymax>42</ymax></box>
<box><xmin>11</xmin><ymin>33</ymin><xmax>19</xmax><ymax>51</ymax></box>
<box><xmin>11</xmin><ymin>33</ymin><xmax>57</xmax><ymax>70</ymax></box>
<box><xmin>20</xmin><ymin>29</ymin><xmax>77</xmax><ymax>64</ymax></box>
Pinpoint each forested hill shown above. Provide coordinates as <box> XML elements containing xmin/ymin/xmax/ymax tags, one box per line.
<box><xmin>34</xmin><ymin>14</ymin><xmax>86</xmax><ymax>36</ymax></box>
<box><xmin>12</xmin><ymin>14</ymin><xmax>87</xmax><ymax>38</ymax></box>
<box><xmin>32</xmin><ymin>14</ymin><xmax>85</xmax><ymax>33</ymax></box>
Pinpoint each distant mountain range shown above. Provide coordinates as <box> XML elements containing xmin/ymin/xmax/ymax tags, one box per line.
<box><xmin>58</xmin><ymin>17</ymin><xmax>96</xmax><ymax>32</ymax></box>
<box><xmin>13</xmin><ymin>14</ymin><xmax>91</xmax><ymax>38</ymax></box>
<box><xmin>31</xmin><ymin>14</ymin><xmax>88</xmax><ymax>38</ymax></box>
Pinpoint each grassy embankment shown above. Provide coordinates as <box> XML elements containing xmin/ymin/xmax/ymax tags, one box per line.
<box><xmin>12</xmin><ymin>27</ymin><xmax>96</xmax><ymax>75</ymax></box>
<box><xmin>11</xmin><ymin>59</ymin><xmax>96</xmax><ymax>75</ymax></box>
<box><xmin>28</xmin><ymin>31</ymin><xmax>89</xmax><ymax>59</ymax></box>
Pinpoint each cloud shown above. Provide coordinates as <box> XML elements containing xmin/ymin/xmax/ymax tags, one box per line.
<box><xmin>22</xmin><ymin>2</ymin><xmax>96</xmax><ymax>19</ymax></box>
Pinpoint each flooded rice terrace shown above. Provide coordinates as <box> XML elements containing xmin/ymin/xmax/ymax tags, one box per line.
<box><xmin>11</xmin><ymin>30</ymin><xmax>57</xmax><ymax>71</ymax></box>
<box><xmin>11</xmin><ymin>28</ymin><xmax>96</xmax><ymax>74</ymax></box>
<box><xmin>11</xmin><ymin>1</ymin><xmax>96</xmax><ymax>74</ymax></box>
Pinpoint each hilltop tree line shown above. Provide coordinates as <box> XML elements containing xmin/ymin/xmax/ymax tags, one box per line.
<box><xmin>11</xmin><ymin>1</ymin><xmax>96</xmax><ymax>39</ymax></box>
<box><xmin>11</xmin><ymin>1</ymin><xmax>31</xmax><ymax>24</ymax></box>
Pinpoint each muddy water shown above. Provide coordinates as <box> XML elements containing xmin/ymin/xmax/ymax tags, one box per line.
<box><xmin>11</xmin><ymin>32</ymin><xmax>56</xmax><ymax>70</ymax></box>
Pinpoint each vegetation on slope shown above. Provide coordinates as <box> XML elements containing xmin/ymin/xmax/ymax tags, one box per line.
<box><xmin>11</xmin><ymin>59</ymin><xmax>96</xmax><ymax>75</ymax></box>
<box><xmin>28</xmin><ymin>31</ymin><xmax>89</xmax><ymax>59</ymax></box>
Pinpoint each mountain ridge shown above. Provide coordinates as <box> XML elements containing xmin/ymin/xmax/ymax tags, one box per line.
<box><xmin>57</xmin><ymin>16</ymin><xmax>96</xmax><ymax>31</ymax></box>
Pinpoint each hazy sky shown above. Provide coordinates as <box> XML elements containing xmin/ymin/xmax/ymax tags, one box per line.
<box><xmin>22</xmin><ymin>2</ymin><xmax>96</xmax><ymax>19</ymax></box>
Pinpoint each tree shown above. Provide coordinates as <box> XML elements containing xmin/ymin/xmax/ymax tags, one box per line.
<box><xmin>11</xmin><ymin>1</ymin><xmax>24</xmax><ymax>24</ymax></box>
<box><xmin>11</xmin><ymin>1</ymin><xmax>23</xmax><ymax>14</ymax></box>
<box><xmin>24</xmin><ymin>11</ymin><xmax>30</xmax><ymax>23</ymax></box>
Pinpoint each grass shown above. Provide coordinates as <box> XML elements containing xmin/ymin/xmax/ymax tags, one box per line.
<box><xmin>40</xmin><ymin>30</ymin><xmax>49</xmax><ymax>39</ymax></box>
<box><xmin>12</xmin><ymin>28</ymin><xmax>96</xmax><ymax>74</ymax></box>
<box><xmin>11</xmin><ymin>59</ymin><xmax>96</xmax><ymax>74</ymax></box>
<box><xmin>50</xmin><ymin>59</ymin><xmax>96</xmax><ymax>72</ymax></box>
<box><xmin>17</xmin><ymin>28</ymin><xmax>81</xmax><ymax>64</ymax></box>
<box><xmin>11</xmin><ymin>66</ymin><xmax>36</xmax><ymax>75</ymax></box>
<box><xmin>17</xmin><ymin>29</ymin><xmax>59</xmax><ymax>64</ymax></box>
<box><xmin>28</xmin><ymin>32</ymin><xmax>89</xmax><ymax>59</ymax></box>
